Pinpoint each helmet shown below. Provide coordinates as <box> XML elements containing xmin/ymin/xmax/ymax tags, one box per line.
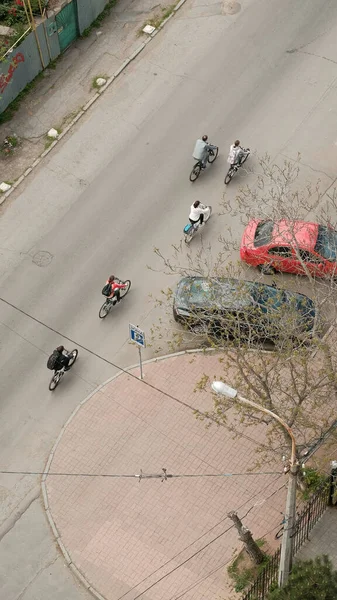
<box><xmin>202</xmin><ymin>135</ymin><xmax>208</xmax><ymax>142</ymax></box>
<box><xmin>108</xmin><ymin>275</ymin><xmax>115</xmax><ymax>283</ymax></box>
<box><xmin>56</xmin><ymin>345</ymin><xmax>64</xmax><ymax>352</ymax></box>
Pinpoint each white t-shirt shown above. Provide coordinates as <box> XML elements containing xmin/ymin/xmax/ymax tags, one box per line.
<box><xmin>189</xmin><ymin>203</ymin><xmax>207</xmax><ymax>221</ymax></box>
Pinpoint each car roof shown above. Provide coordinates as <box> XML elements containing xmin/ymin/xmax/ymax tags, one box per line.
<box><xmin>175</xmin><ymin>277</ymin><xmax>297</xmax><ymax>310</ymax></box>
<box><xmin>175</xmin><ymin>277</ymin><xmax>253</xmax><ymax>308</ymax></box>
<box><xmin>270</xmin><ymin>220</ymin><xmax>319</xmax><ymax>249</ymax></box>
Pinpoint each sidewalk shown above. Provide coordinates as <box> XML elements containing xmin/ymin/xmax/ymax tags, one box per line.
<box><xmin>295</xmin><ymin>507</ymin><xmax>337</xmax><ymax>568</ymax></box>
<box><xmin>0</xmin><ymin>0</ymin><xmax>182</xmax><ymax>184</ymax></box>
<box><xmin>44</xmin><ymin>351</ymin><xmax>287</xmax><ymax>600</ymax></box>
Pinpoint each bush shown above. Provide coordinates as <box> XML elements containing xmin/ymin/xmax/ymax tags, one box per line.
<box><xmin>267</xmin><ymin>556</ymin><xmax>337</xmax><ymax>599</ymax></box>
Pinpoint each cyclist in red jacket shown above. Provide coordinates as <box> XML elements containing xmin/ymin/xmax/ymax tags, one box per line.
<box><xmin>106</xmin><ymin>275</ymin><xmax>127</xmax><ymax>303</ymax></box>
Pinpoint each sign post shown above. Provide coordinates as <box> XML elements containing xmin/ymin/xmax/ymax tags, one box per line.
<box><xmin>129</xmin><ymin>324</ymin><xmax>146</xmax><ymax>380</ymax></box>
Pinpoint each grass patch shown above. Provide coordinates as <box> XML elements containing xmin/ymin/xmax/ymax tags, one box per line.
<box><xmin>81</xmin><ymin>0</ymin><xmax>117</xmax><ymax>37</ymax></box>
<box><xmin>92</xmin><ymin>74</ymin><xmax>108</xmax><ymax>89</ymax></box>
<box><xmin>139</xmin><ymin>4</ymin><xmax>176</xmax><ymax>35</ymax></box>
<box><xmin>0</xmin><ymin>134</ymin><xmax>20</xmax><ymax>156</ymax></box>
<box><xmin>227</xmin><ymin>540</ymin><xmax>270</xmax><ymax>592</ymax></box>
<box><xmin>44</xmin><ymin>128</ymin><xmax>61</xmax><ymax>149</ymax></box>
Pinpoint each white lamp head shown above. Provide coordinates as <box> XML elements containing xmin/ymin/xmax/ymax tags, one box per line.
<box><xmin>211</xmin><ymin>381</ymin><xmax>237</xmax><ymax>399</ymax></box>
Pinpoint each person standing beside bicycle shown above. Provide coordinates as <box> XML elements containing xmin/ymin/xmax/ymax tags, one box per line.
<box><xmin>193</xmin><ymin>135</ymin><xmax>217</xmax><ymax>169</ymax></box>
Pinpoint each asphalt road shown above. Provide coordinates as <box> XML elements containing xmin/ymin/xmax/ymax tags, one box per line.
<box><xmin>1</xmin><ymin>0</ymin><xmax>337</xmax><ymax>598</ymax></box>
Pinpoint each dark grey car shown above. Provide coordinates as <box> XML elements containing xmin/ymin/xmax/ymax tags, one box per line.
<box><xmin>173</xmin><ymin>277</ymin><xmax>317</xmax><ymax>344</ymax></box>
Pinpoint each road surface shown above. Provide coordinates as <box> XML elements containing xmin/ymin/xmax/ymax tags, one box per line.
<box><xmin>1</xmin><ymin>0</ymin><xmax>337</xmax><ymax>598</ymax></box>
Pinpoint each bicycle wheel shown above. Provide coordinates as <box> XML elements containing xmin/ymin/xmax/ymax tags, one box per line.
<box><xmin>189</xmin><ymin>163</ymin><xmax>201</xmax><ymax>182</ymax></box>
<box><xmin>68</xmin><ymin>349</ymin><xmax>78</xmax><ymax>368</ymax></box>
<box><xmin>275</xmin><ymin>527</ymin><xmax>284</xmax><ymax>540</ymax></box>
<box><xmin>208</xmin><ymin>147</ymin><xmax>218</xmax><ymax>163</ymax></box>
<box><xmin>49</xmin><ymin>372</ymin><xmax>61</xmax><ymax>391</ymax></box>
<box><xmin>120</xmin><ymin>280</ymin><xmax>131</xmax><ymax>299</ymax></box>
<box><xmin>99</xmin><ymin>301</ymin><xmax>110</xmax><ymax>319</ymax></box>
<box><xmin>224</xmin><ymin>168</ymin><xmax>234</xmax><ymax>185</ymax></box>
<box><xmin>184</xmin><ymin>231</ymin><xmax>194</xmax><ymax>244</ymax></box>
<box><xmin>240</xmin><ymin>151</ymin><xmax>250</xmax><ymax>166</ymax></box>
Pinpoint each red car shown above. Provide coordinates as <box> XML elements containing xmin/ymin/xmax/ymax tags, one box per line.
<box><xmin>240</xmin><ymin>219</ymin><xmax>337</xmax><ymax>277</ymax></box>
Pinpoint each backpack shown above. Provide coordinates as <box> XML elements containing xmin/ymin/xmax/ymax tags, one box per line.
<box><xmin>102</xmin><ymin>282</ymin><xmax>112</xmax><ymax>297</ymax></box>
<box><xmin>47</xmin><ymin>350</ymin><xmax>59</xmax><ymax>370</ymax></box>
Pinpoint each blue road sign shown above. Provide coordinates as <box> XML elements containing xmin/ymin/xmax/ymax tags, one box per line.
<box><xmin>129</xmin><ymin>323</ymin><xmax>146</xmax><ymax>348</ymax></box>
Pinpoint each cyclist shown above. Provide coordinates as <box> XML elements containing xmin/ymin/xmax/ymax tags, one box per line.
<box><xmin>106</xmin><ymin>275</ymin><xmax>127</xmax><ymax>303</ymax></box>
<box><xmin>189</xmin><ymin>200</ymin><xmax>208</xmax><ymax>227</ymax></box>
<box><xmin>193</xmin><ymin>135</ymin><xmax>217</xmax><ymax>169</ymax></box>
<box><xmin>52</xmin><ymin>346</ymin><xmax>71</xmax><ymax>372</ymax></box>
<box><xmin>228</xmin><ymin>140</ymin><xmax>249</xmax><ymax>168</ymax></box>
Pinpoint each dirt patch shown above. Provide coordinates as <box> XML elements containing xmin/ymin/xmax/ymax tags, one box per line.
<box><xmin>223</xmin><ymin>1</ymin><xmax>241</xmax><ymax>15</ymax></box>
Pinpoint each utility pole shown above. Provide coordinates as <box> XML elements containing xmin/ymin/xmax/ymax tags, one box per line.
<box><xmin>212</xmin><ymin>381</ymin><xmax>298</xmax><ymax>588</ymax></box>
<box><xmin>278</xmin><ymin>463</ymin><xmax>299</xmax><ymax>586</ymax></box>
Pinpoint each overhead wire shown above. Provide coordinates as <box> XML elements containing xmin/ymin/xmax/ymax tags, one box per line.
<box><xmin>0</xmin><ymin>296</ymin><xmax>278</xmax><ymax>454</ymax></box>
<box><xmin>0</xmin><ymin>296</ymin><xmax>287</xmax><ymax>599</ymax></box>
<box><xmin>119</xmin><ymin>478</ymin><xmax>286</xmax><ymax>600</ymax></box>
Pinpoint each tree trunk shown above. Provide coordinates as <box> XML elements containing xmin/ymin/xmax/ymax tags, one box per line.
<box><xmin>228</xmin><ymin>511</ymin><xmax>265</xmax><ymax>565</ymax></box>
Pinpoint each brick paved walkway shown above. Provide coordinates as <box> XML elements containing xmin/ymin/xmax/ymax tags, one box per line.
<box><xmin>45</xmin><ymin>352</ymin><xmax>287</xmax><ymax>600</ymax></box>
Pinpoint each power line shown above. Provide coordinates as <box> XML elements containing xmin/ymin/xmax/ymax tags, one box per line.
<box><xmin>122</xmin><ymin>479</ymin><xmax>286</xmax><ymax>600</ymax></box>
<box><xmin>0</xmin><ymin>468</ymin><xmax>283</xmax><ymax>479</ymax></box>
<box><xmin>1</xmin><ymin>297</ymin><xmax>287</xmax><ymax>598</ymax></box>
<box><xmin>168</xmin><ymin>483</ymin><xmax>284</xmax><ymax>600</ymax></box>
<box><xmin>0</xmin><ymin>296</ymin><xmax>276</xmax><ymax>454</ymax></box>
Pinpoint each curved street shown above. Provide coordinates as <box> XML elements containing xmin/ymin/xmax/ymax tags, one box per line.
<box><xmin>1</xmin><ymin>0</ymin><xmax>337</xmax><ymax>598</ymax></box>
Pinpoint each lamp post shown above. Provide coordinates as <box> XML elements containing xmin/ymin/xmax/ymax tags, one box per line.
<box><xmin>211</xmin><ymin>381</ymin><xmax>299</xmax><ymax>588</ymax></box>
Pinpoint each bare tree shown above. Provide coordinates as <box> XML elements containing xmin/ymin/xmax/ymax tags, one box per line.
<box><xmin>150</xmin><ymin>157</ymin><xmax>337</xmax><ymax>472</ymax></box>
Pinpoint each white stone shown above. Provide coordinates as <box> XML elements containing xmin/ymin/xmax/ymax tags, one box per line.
<box><xmin>96</xmin><ymin>77</ymin><xmax>107</xmax><ymax>87</ymax></box>
<box><xmin>0</xmin><ymin>25</ymin><xmax>14</xmax><ymax>36</ymax></box>
<box><xmin>47</xmin><ymin>128</ymin><xmax>59</xmax><ymax>139</ymax></box>
<box><xmin>0</xmin><ymin>182</ymin><xmax>11</xmax><ymax>192</ymax></box>
<box><xmin>143</xmin><ymin>25</ymin><xmax>156</xmax><ymax>35</ymax></box>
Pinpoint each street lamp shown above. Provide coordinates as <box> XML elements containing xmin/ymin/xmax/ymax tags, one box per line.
<box><xmin>211</xmin><ymin>381</ymin><xmax>299</xmax><ymax>588</ymax></box>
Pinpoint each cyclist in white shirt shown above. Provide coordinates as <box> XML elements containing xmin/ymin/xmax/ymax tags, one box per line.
<box><xmin>189</xmin><ymin>200</ymin><xmax>208</xmax><ymax>227</ymax></box>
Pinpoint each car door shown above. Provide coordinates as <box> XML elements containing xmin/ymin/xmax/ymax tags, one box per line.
<box><xmin>290</xmin><ymin>249</ymin><xmax>326</xmax><ymax>277</ymax></box>
<box><xmin>267</xmin><ymin>246</ymin><xmax>296</xmax><ymax>273</ymax></box>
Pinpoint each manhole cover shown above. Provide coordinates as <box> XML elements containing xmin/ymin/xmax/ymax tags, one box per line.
<box><xmin>223</xmin><ymin>1</ymin><xmax>241</xmax><ymax>15</ymax></box>
<box><xmin>32</xmin><ymin>250</ymin><xmax>53</xmax><ymax>267</ymax></box>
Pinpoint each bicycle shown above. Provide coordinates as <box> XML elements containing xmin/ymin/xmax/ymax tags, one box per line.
<box><xmin>224</xmin><ymin>148</ymin><xmax>250</xmax><ymax>185</ymax></box>
<box><xmin>274</xmin><ymin>512</ymin><xmax>301</xmax><ymax>539</ymax></box>
<box><xmin>49</xmin><ymin>349</ymin><xmax>78</xmax><ymax>391</ymax></box>
<box><xmin>189</xmin><ymin>146</ymin><xmax>218</xmax><ymax>182</ymax></box>
<box><xmin>99</xmin><ymin>279</ymin><xmax>131</xmax><ymax>319</ymax></box>
<box><xmin>183</xmin><ymin>205</ymin><xmax>212</xmax><ymax>244</ymax></box>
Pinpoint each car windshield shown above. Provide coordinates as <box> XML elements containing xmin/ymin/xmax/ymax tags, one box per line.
<box><xmin>314</xmin><ymin>225</ymin><xmax>337</xmax><ymax>261</ymax></box>
<box><xmin>254</xmin><ymin>221</ymin><xmax>274</xmax><ymax>247</ymax></box>
<box><xmin>250</xmin><ymin>285</ymin><xmax>286</xmax><ymax>310</ymax></box>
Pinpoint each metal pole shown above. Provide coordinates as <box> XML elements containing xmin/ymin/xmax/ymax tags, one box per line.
<box><xmin>138</xmin><ymin>347</ymin><xmax>143</xmax><ymax>380</ymax></box>
<box><xmin>236</xmin><ymin>393</ymin><xmax>298</xmax><ymax>588</ymax></box>
<box><xmin>211</xmin><ymin>384</ymin><xmax>298</xmax><ymax>589</ymax></box>
<box><xmin>278</xmin><ymin>463</ymin><xmax>299</xmax><ymax>586</ymax></box>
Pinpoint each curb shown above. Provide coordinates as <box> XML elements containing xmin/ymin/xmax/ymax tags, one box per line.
<box><xmin>41</xmin><ymin>347</ymin><xmax>213</xmax><ymax>600</ymax></box>
<box><xmin>0</xmin><ymin>0</ymin><xmax>188</xmax><ymax>207</ymax></box>
<box><xmin>42</xmin><ymin>320</ymin><xmax>337</xmax><ymax>599</ymax></box>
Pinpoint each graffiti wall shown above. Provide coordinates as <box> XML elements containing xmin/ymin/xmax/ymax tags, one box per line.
<box><xmin>0</xmin><ymin>17</ymin><xmax>60</xmax><ymax>114</ymax></box>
